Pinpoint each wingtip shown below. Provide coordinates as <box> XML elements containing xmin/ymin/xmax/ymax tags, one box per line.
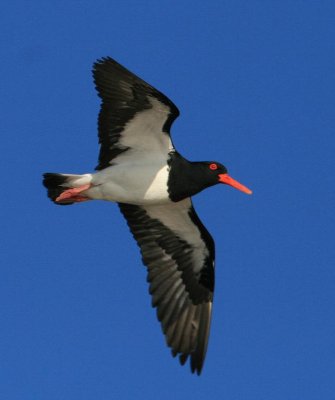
<box><xmin>190</xmin><ymin>355</ymin><xmax>205</xmax><ymax>376</ymax></box>
<box><xmin>92</xmin><ymin>56</ymin><xmax>113</xmax><ymax>74</ymax></box>
<box><xmin>93</xmin><ymin>56</ymin><xmax>121</xmax><ymax>70</ymax></box>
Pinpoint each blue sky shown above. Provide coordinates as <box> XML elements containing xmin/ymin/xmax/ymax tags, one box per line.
<box><xmin>1</xmin><ymin>1</ymin><xmax>335</xmax><ymax>399</ymax></box>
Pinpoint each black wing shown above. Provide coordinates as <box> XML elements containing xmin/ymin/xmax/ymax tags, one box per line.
<box><xmin>93</xmin><ymin>57</ymin><xmax>180</xmax><ymax>170</ymax></box>
<box><xmin>119</xmin><ymin>198</ymin><xmax>215</xmax><ymax>375</ymax></box>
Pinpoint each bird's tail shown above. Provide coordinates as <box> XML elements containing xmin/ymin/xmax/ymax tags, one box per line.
<box><xmin>42</xmin><ymin>173</ymin><xmax>92</xmax><ymax>205</ymax></box>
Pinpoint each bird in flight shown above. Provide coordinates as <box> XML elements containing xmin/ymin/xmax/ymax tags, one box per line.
<box><xmin>43</xmin><ymin>57</ymin><xmax>252</xmax><ymax>375</ymax></box>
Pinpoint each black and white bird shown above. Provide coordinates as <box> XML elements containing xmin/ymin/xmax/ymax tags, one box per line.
<box><xmin>43</xmin><ymin>57</ymin><xmax>251</xmax><ymax>375</ymax></box>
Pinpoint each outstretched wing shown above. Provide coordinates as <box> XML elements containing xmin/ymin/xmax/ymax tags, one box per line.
<box><xmin>93</xmin><ymin>57</ymin><xmax>180</xmax><ymax>170</ymax></box>
<box><xmin>119</xmin><ymin>198</ymin><xmax>215</xmax><ymax>375</ymax></box>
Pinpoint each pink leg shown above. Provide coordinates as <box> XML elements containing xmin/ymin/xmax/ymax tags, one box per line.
<box><xmin>56</xmin><ymin>184</ymin><xmax>91</xmax><ymax>203</ymax></box>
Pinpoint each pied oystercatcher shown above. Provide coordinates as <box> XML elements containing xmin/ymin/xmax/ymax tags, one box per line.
<box><xmin>43</xmin><ymin>57</ymin><xmax>252</xmax><ymax>375</ymax></box>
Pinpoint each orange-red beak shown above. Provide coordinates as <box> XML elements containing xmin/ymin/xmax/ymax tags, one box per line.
<box><xmin>218</xmin><ymin>173</ymin><xmax>252</xmax><ymax>195</ymax></box>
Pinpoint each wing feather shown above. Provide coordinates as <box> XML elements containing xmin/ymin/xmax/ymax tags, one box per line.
<box><xmin>119</xmin><ymin>199</ymin><xmax>215</xmax><ymax>375</ymax></box>
<box><xmin>93</xmin><ymin>57</ymin><xmax>180</xmax><ymax>170</ymax></box>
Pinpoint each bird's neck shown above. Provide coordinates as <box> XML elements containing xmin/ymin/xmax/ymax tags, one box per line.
<box><xmin>167</xmin><ymin>152</ymin><xmax>215</xmax><ymax>202</ymax></box>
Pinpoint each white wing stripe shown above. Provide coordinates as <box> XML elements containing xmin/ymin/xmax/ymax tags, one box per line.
<box><xmin>144</xmin><ymin>199</ymin><xmax>208</xmax><ymax>274</ymax></box>
<box><xmin>117</xmin><ymin>98</ymin><xmax>174</xmax><ymax>154</ymax></box>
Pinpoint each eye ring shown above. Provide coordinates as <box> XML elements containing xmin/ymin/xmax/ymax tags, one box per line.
<box><xmin>209</xmin><ymin>163</ymin><xmax>218</xmax><ymax>170</ymax></box>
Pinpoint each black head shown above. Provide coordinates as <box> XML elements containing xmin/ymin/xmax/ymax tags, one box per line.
<box><xmin>198</xmin><ymin>161</ymin><xmax>228</xmax><ymax>185</ymax></box>
<box><xmin>167</xmin><ymin>153</ymin><xmax>252</xmax><ymax>202</ymax></box>
<box><xmin>198</xmin><ymin>161</ymin><xmax>252</xmax><ymax>194</ymax></box>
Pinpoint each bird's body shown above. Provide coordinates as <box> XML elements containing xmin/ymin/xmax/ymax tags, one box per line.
<box><xmin>70</xmin><ymin>161</ymin><xmax>170</xmax><ymax>205</ymax></box>
<box><xmin>43</xmin><ymin>57</ymin><xmax>251</xmax><ymax>374</ymax></box>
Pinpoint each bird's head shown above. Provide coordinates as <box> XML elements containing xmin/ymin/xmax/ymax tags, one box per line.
<box><xmin>201</xmin><ymin>162</ymin><xmax>252</xmax><ymax>194</ymax></box>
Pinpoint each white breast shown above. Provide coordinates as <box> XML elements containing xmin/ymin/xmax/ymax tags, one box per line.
<box><xmin>89</xmin><ymin>160</ymin><xmax>171</xmax><ymax>205</ymax></box>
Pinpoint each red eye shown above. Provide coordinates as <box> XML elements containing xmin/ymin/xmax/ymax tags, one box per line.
<box><xmin>209</xmin><ymin>163</ymin><xmax>218</xmax><ymax>170</ymax></box>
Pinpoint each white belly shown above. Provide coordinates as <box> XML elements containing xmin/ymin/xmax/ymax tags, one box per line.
<box><xmin>88</xmin><ymin>162</ymin><xmax>171</xmax><ymax>205</ymax></box>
